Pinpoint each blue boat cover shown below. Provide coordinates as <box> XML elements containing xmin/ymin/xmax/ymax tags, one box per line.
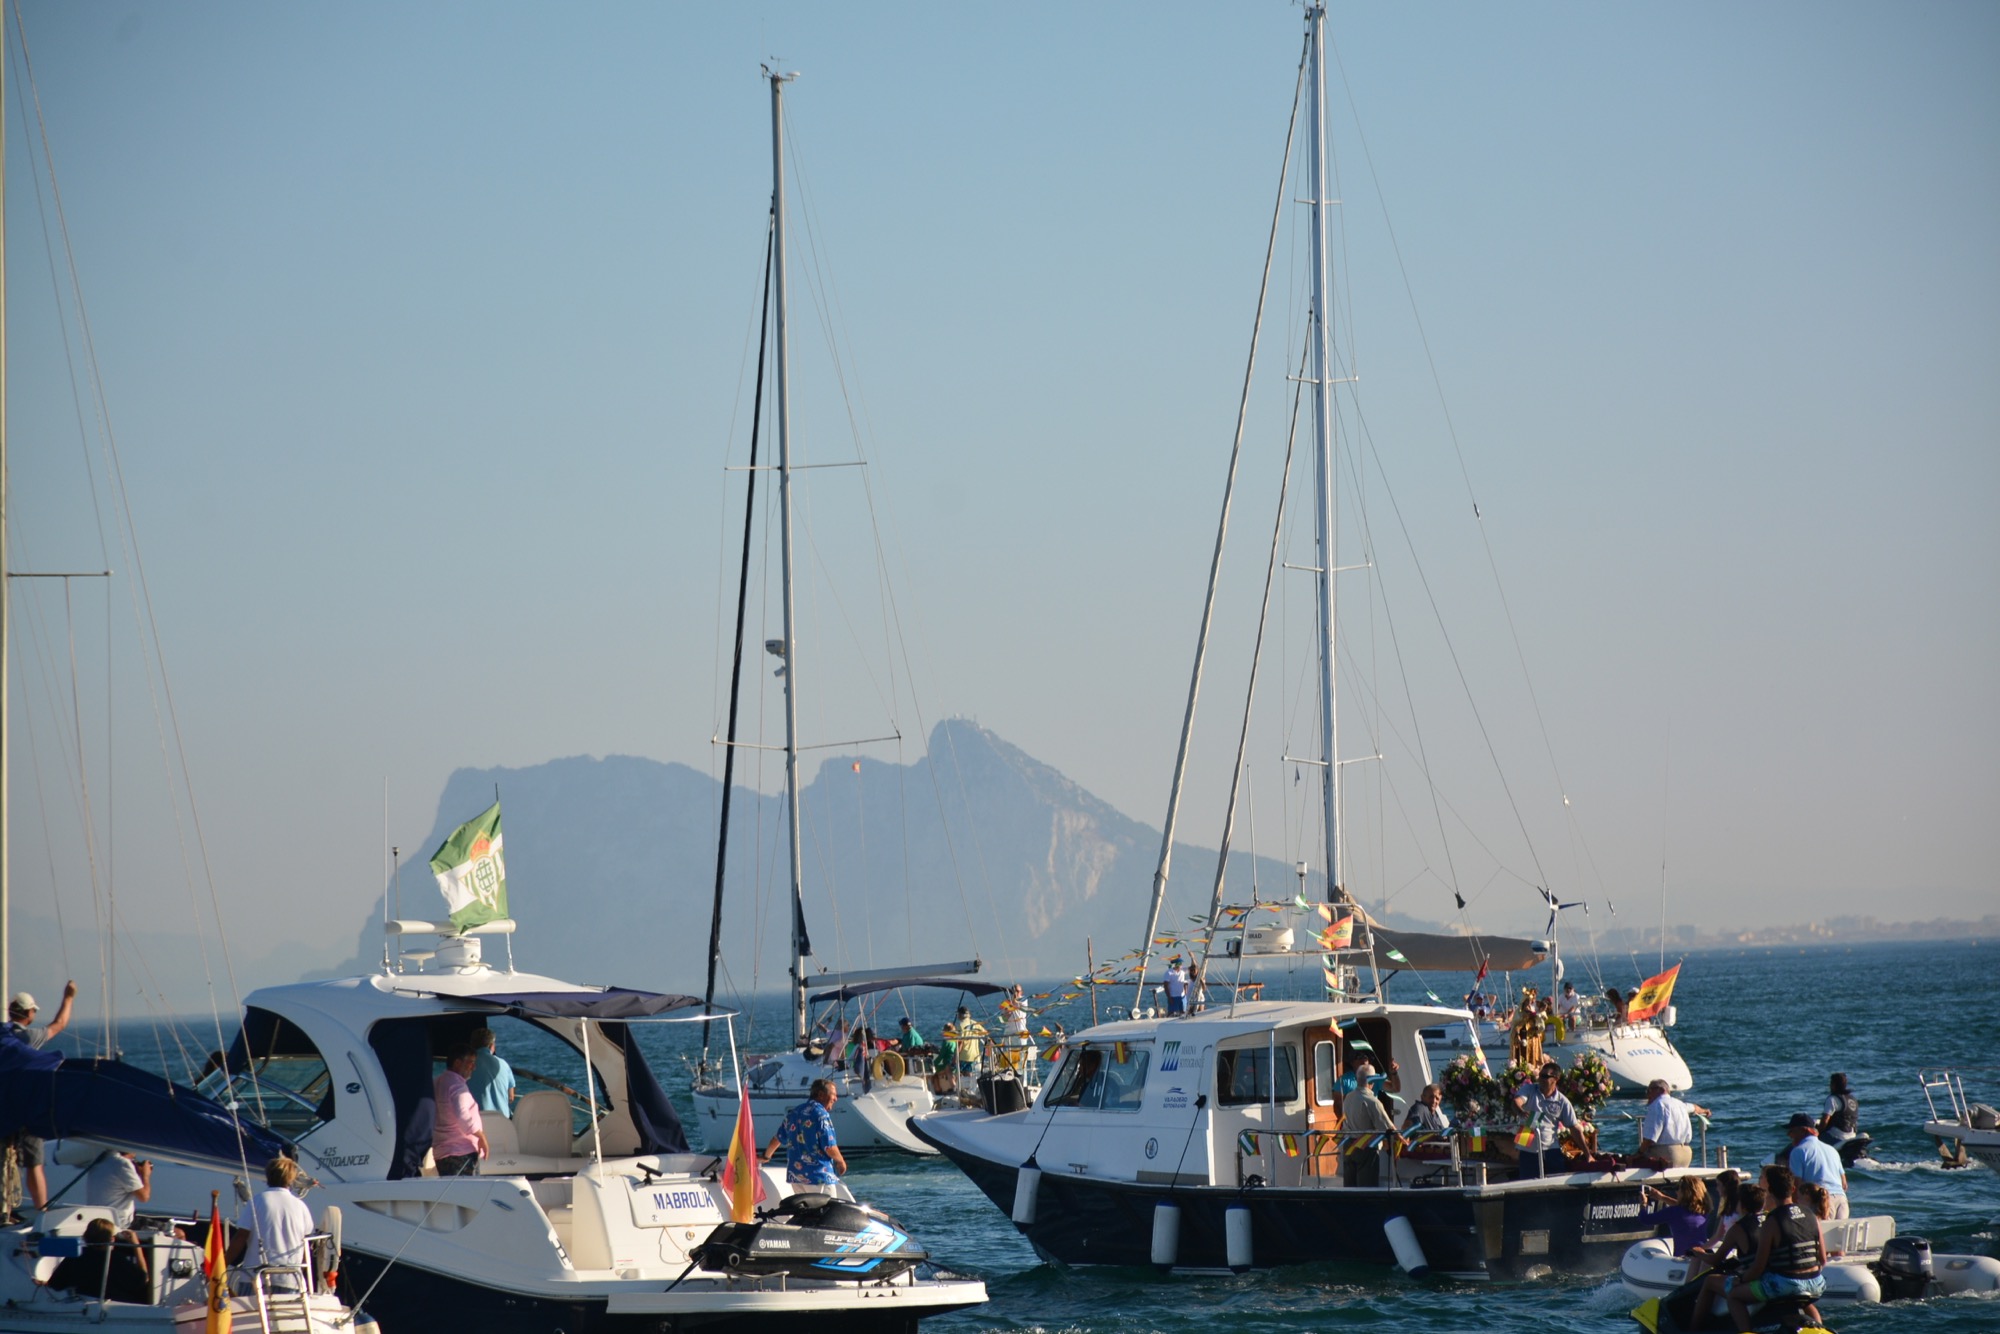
<box><xmin>0</xmin><ymin>1054</ymin><xmax>290</xmax><ymax>1168</ymax></box>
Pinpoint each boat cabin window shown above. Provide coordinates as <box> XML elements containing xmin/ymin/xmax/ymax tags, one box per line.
<box><xmin>1217</xmin><ymin>1044</ymin><xmax>1298</xmax><ymax>1107</ymax></box>
<box><xmin>200</xmin><ymin>1007</ymin><xmax>334</xmax><ymax>1141</ymax></box>
<box><xmin>1041</xmin><ymin>1044</ymin><xmax>1151</xmax><ymax>1112</ymax></box>
<box><xmin>1312</xmin><ymin>1041</ymin><xmax>1340</xmax><ymax>1107</ymax></box>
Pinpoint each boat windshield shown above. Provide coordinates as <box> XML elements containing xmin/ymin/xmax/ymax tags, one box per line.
<box><xmin>198</xmin><ymin>1007</ymin><xmax>333</xmax><ymax>1142</ymax></box>
<box><xmin>1042</xmin><ymin>1044</ymin><xmax>1150</xmax><ymax>1112</ymax></box>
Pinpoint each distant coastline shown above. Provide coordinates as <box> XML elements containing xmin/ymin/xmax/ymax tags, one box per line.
<box><xmin>1585</xmin><ymin>913</ymin><xmax>1995</xmax><ymax>953</ymax></box>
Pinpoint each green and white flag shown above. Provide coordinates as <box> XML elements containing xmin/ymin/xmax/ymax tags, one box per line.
<box><xmin>430</xmin><ymin>802</ymin><xmax>508</xmax><ymax>931</ymax></box>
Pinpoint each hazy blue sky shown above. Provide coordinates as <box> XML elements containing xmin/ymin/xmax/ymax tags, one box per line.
<box><xmin>6</xmin><ymin>2</ymin><xmax>1995</xmax><ymax>1006</ymax></box>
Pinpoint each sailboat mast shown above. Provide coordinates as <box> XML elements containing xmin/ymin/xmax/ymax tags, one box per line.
<box><xmin>1305</xmin><ymin>6</ymin><xmax>1342</xmax><ymax>907</ymax></box>
<box><xmin>0</xmin><ymin>21</ymin><xmax>9</xmax><ymax>1008</ymax></box>
<box><xmin>768</xmin><ymin>68</ymin><xmax>810</xmax><ymax>1048</ymax></box>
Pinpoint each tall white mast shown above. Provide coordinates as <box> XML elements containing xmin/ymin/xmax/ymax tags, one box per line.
<box><xmin>1305</xmin><ymin>6</ymin><xmax>1343</xmax><ymax>907</ymax></box>
<box><xmin>1</xmin><ymin>14</ymin><xmax>11</xmax><ymax>1007</ymax></box>
<box><xmin>767</xmin><ymin>67</ymin><xmax>809</xmax><ymax>1047</ymax></box>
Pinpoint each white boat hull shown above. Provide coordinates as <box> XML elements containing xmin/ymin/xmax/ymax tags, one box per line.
<box><xmin>1922</xmin><ymin>1120</ymin><xmax>2000</xmax><ymax>1171</ymax></box>
<box><xmin>693</xmin><ymin>1049</ymin><xmax>943</xmax><ymax>1155</ymax></box>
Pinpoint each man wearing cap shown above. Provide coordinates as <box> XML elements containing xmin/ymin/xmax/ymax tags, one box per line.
<box><xmin>896</xmin><ymin>1016</ymin><xmax>926</xmax><ymax>1052</ymax></box>
<box><xmin>1163</xmin><ymin>958</ymin><xmax>1188</xmax><ymax>1015</ymax></box>
<box><xmin>1341</xmin><ymin>1061</ymin><xmax>1394</xmax><ymax>1187</ymax></box>
<box><xmin>1638</xmin><ymin>1079</ymin><xmax>1711</xmax><ymax>1168</ymax></box>
<box><xmin>7</xmin><ymin>981</ymin><xmax>78</xmax><ymax>1213</ymax></box>
<box><xmin>1785</xmin><ymin>1113</ymin><xmax>1849</xmax><ymax>1218</ymax></box>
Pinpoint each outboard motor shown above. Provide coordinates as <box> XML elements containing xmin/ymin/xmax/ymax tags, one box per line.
<box><xmin>1873</xmin><ymin>1235</ymin><xmax>1933</xmax><ymax>1301</ymax></box>
<box><xmin>692</xmin><ymin>1193</ymin><xmax>929</xmax><ymax>1281</ymax></box>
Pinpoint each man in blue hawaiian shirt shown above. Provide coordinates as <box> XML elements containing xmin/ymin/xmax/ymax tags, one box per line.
<box><xmin>764</xmin><ymin>1078</ymin><xmax>847</xmax><ymax>1185</ymax></box>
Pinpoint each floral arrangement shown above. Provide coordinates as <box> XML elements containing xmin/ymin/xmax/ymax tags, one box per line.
<box><xmin>1439</xmin><ymin>1054</ymin><xmax>1507</xmax><ymax>1121</ymax></box>
<box><xmin>1560</xmin><ymin>1050</ymin><xmax>1615</xmax><ymax>1115</ymax></box>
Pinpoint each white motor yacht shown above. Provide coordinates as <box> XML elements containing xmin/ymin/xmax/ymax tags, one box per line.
<box><xmin>61</xmin><ymin>923</ymin><xmax>983</xmax><ymax>1334</ymax></box>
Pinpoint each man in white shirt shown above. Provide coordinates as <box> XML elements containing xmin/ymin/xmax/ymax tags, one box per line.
<box><xmin>1162</xmin><ymin>959</ymin><xmax>1188</xmax><ymax>1015</ymax></box>
<box><xmin>228</xmin><ymin>1158</ymin><xmax>316</xmax><ymax>1290</ymax></box>
<box><xmin>1553</xmin><ymin>982</ymin><xmax>1581</xmax><ymax>1040</ymax></box>
<box><xmin>1637</xmin><ymin>1079</ymin><xmax>1711</xmax><ymax>1168</ymax></box>
<box><xmin>85</xmin><ymin>1151</ymin><xmax>152</xmax><ymax>1229</ymax></box>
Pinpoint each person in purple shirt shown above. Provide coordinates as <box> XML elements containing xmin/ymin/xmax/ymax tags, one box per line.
<box><xmin>1644</xmin><ymin>1176</ymin><xmax>1712</xmax><ymax>1256</ymax></box>
<box><xmin>432</xmin><ymin>1044</ymin><xmax>488</xmax><ymax>1176</ymax></box>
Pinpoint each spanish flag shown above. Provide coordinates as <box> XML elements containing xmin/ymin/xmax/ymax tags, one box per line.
<box><xmin>203</xmin><ymin>1190</ymin><xmax>232</xmax><ymax>1334</ymax></box>
<box><xmin>1318</xmin><ymin>914</ymin><xmax>1354</xmax><ymax>950</ymax></box>
<box><xmin>1624</xmin><ymin>964</ymin><xmax>1681</xmax><ymax>1024</ymax></box>
<box><xmin>720</xmin><ymin>1083</ymin><xmax>767</xmax><ymax>1223</ymax></box>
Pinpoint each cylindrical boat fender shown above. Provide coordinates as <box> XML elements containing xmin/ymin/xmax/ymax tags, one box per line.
<box><xmin>1150</xmin><ymin>1200</ymin><xmax>1181</xmax><ymax>1270</ymax></box>
<box><xmin>1224</xmin><ymin>1203</ymin><xmax>1253</xmax><ymax>1274</ymax></box>
<box><xmin>1011</xmin><ymin>1159</ymin><xmax>1041</xmax><ymax>1226</ymax></box>
<box><xmin>320</xmin><ymin>1203</ymin><xmax>343</xmax><ymax>1290</ymax></box>
<box><xmin>1384</xmin><ymin>1214</ymin><xmax>1429</xmax><ymax>1279</ymax></box>
<box><xmin>1660</xmin><ymin>1004</ymin><xmax>1677</xmax><ymax>1029</ymax></box>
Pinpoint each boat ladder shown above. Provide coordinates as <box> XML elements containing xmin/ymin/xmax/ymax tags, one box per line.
<box><xmin>251</xmin><ymin>1264</ymin><xmax>315</xmax><ymax>1334</ymax></box>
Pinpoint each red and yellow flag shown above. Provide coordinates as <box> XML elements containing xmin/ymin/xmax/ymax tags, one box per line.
<box><xmin>203</xmin><ymin>1190</ymin><xmax>232</xmax><ymax>1334</ymax></box>
<box><xmin>719</xmin><ymin>1083</ymin><xmax>767</xmax><ymax>1223</ymax></box>
<box><xmin>1624</xmin><ymin>964</ymin><xmax>1681</xmax><ymax>1024</ymax></box>
<box><xmin>1318</xmin><ymin>914</ymin><xmax>1354</xmax><ymax>950</ymax></box>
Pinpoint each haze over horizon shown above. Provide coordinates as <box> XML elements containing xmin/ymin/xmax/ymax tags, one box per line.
<box><xmin>4</xmin><ymin>2</ymin><xmax>1993</xmax><ymax>1018</ymax></box>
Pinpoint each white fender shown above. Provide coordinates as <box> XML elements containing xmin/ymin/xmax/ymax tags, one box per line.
<box><xmin>1225</xmin><ymin>1203</ymin><xmax>1253</xmax><ymax>1274</ymax></box>
<box><xmin>1011</xmin><ymin>1161</ymin><xmax>1041</xmax><ymax>1226</ymax></box>
<box><xmin>1385</xmin><ymin>1215</ymin><xmax>1428</xmax><ymax>1278</ymax></box>
<box><xmin>1150</xmin><ymin>1200</ymin><xmax>1181</xmax><ymax>1269</ymax></box>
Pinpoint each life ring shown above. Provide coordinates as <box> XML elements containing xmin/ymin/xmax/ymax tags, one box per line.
<box><xmin>871</xmin><ymin>1050</ymin><xmax>907</xmax><ymax>1083</ymax></box>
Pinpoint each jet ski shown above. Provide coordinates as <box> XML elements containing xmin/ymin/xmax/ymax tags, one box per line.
<box><xmin>692</xmin><ymin>1193</ymin><xmax>929</xmax><ymax>1281</ymax></box>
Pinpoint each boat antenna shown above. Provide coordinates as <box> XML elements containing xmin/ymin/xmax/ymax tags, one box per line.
<box><xmin>699</xmin><ymin>211</ymin><xmax>776</xmax><ymax>1080</ymax></box>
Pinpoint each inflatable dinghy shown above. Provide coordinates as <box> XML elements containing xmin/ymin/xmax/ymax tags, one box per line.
<box><xmin>1622</xmin><ymin>1215</ymin><xmax>2000</xmax><ymax>1313</ymax></box>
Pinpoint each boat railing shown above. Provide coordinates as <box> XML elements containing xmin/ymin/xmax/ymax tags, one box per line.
<box><xmin>1917</xmin><ymin>1066</ymin><xmax>2000</xmax><ymax>1126</ymax></box>
<box><xmin>1234</xmin><ymin>1124</ymin><xmax>1494</xmax><ymax>1190</ymax></box>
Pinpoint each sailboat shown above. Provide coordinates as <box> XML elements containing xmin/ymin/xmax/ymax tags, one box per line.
<box><xmin>911</xmin><ymin>5</ymin><xmax>1721</xmax><ymax>1278</ymax></box>
<box><xmin>687</xmin><ymin>67</ymin><xmax>1027</xmax><ymax>1157</ymax></box>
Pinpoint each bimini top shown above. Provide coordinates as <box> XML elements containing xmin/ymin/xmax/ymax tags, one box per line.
<box><xmin>386</xmin><ymin>984</ymin><xmax>708</xmax><ymax>1021</ymax></box>
<box><xmin>1061</xmin><ymin>997</ymin><xmax>1476</xmax><ymax>1047</ymax></box>
<box><xmin>808</xmin><ymin>977</ymin><xmax>1008</xmax><ymax>1005</ymax></box>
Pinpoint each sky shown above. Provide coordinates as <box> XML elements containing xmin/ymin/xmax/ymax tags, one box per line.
<box><xmin>3</xmin><ymin>1</ymin><xmax>1995</xmax><ymax>1011</ymax></box>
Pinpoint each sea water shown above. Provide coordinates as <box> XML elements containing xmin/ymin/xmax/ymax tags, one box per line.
<box><xmin>61</xmin><ymin>938</ymin><xmax>1999</xmax><ymax>1333</ymax></box>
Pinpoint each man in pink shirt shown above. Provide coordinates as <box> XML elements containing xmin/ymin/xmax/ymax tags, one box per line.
<box><xmin>433</xmin><ymin>1044</ymin><xmax>488</xmax><ymax>1176</ymax></box>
